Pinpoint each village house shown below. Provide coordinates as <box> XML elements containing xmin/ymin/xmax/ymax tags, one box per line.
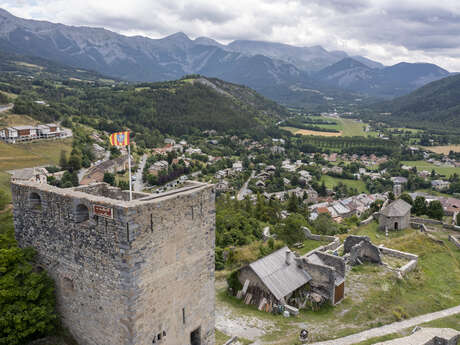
<box><xmin>378</xmin><ymin>199</ymin><xmax>411</xmax><ymax>231</ymax></box>
<box><xmin>236</xmin><ymin>247</ymin><xmax>345</xmax><ymax>312</ymax></box>
<box><xmin>148</xmin><ymin>160</ymin><xmax>169</xmax><ymax>176</ymax></box>
<box><xmin>431</xmin><ymin>179</ymin><xmax>450</xmax><ymax>191</ymax></box>
<box><xmin>232</xmin><ymin>161</ymin><xmax>243</xmax><ymax>172</ymax></box>
<box><xmin>0</xmin><ymin>123</ymin><xmax>63</xmax><ymax>143</ymax></box>
<box><xmin>80</xmin><ymin>155</ymin><xmax>130</xmax><ymax>185</ymax></box>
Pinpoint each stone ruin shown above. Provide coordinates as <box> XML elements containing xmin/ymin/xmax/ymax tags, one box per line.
<box><xmin>11</xmin><ymin>181</ymin><xmax>216</xmax><ymax>345</ymax></box>
<box><xmin>343</xmin><ymin>235</ymin><xmax>382</xmax><ymax>265</ymax></box>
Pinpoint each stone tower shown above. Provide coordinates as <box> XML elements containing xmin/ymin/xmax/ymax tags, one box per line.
<box><xmin>11</xmin><ymin>181</ymin><xmax>215</xmax><ymax>345</ymax></box>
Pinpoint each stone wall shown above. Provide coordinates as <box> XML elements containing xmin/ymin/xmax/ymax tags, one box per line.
<box><xmin>410</xmin><ymin>217</ymin><xmax>443</xmax><ymax>225</ymax></box>
<box><xmin>449</xmin><ymin>235</ymin><xmax>460</xmax><ymax>250</ymax></box>
<box><xmin>298</xmin><ymin>259</ymin><xmax>335</xmax><ymax>303</ymax></box>
<box><xmin>11</xmin><ymin>181</ymin><xmax>215</xmax><ymax>345</ymax></box>
<box><xmin>302</xmin><ymin>226</ymin><xmax>340</xmax><ymax>253</ymax></box>
<box><xmin>378</xmin><ymin>246</ymin><xmax>418</xmax><ymax>261</ymax></box>
<box><xmin>379</xmin><ymin>213</ymin><xmax>410</xmax><ymax>231</ymax></box>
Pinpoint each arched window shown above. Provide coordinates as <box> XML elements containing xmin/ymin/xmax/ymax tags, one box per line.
<box><xmin>29</xmin><ymin>192</ymin><xmax>42</xmax><ymax>210</ymax></box>
<box><xmin>75</xmin><ymin>204</ymin><xmax>89</xmax><ymax>223</ymax></box>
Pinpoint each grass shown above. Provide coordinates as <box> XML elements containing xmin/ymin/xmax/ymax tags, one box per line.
<box><xmin>401</xmin><ymin>160</ymin><xmax>460</xmax><ymax>177</ymax></box>
<box><xmin>217</xmin><ymin>221</ymin><xmax>460</xmax><ymax>344</ymax></box>
<box><xmin>0</xmin><ymin>139</ymin><xmax>72</xmax><ymax>197</ymax></box>
<box><xmin>0</xmin><ymin>113</ymin><xmax>40</xmax><ymax>127</ymax></box>
<box><xmin>294</xmin><ymin>238</ymin><xmax>329</xmax><ymax>255</ymax></box>
<box><xmin>320</xmin><ymin>175</ymin><xmax>368</xmax><ymax>193</ymax></box>
<box><xmin>215</xmin><ymin>329</ymin><xmax>231</xmax><ymax>344</ymax></box>
<box><xmin>421</xmin><ymin>313</ymin><xmax>460</xmax><ymax>330</ymax></box>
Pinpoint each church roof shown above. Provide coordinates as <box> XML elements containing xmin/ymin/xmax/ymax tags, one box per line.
<box><xmin>380</xmin><ymin>199</ymin><xmax>412</xmax><ymax>217</ymax></box>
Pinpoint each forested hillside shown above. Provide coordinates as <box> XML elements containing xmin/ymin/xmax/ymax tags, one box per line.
<box><xmin>0</xmin><ymin>52</ymin><xmax>287</xmax><ymax>147</ymax></box>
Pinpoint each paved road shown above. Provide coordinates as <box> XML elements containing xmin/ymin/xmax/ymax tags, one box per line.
<box><xmin>237</xmin><ymin>170</ymin><xmax>255</xmax><ymax>200</ymax></box>
<box><xmin>133</xmin><ymin>154</ymin><xmax>147</xmax><ymax>192</ymax></box>
<box><xmin>0</xmin><ymin>104</ymin><xmax>13</xmax><ymax>113</ymax></box>
<box><xmin>310</xmin><ymin>304</ymin><xmax>460</xmax><ymax>345</ymax></box>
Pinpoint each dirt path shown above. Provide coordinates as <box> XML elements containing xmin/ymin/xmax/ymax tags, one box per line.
<box><xmin>310</xmin><ymin>305</ymin><xmax>460</xmax><ymax>345</ymax></box>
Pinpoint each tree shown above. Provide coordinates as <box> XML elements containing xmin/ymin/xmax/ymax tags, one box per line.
<box><xmin>388</xmin><ymin>191</ymin><xmax>395</xmax><ymax>201</ymax></box>
<box><xmin>59</xmin><ymin>150</ymin><xmax>68</xmax><ymax>170</ymax></box>
<box><xmin>0</xmin><ymin>248</ymin><xmax>57</xmax><ymax>345</ymax></box>
<box><xmin>312</xmin><ymin>213</ymin><xmax>342</xmax><ymax>235</ymax></box>
<box><xmin>400</xmin><ymin>193</ymin><xmax>413</xmax><ymax>205</ymax></box>
<box><xmin>318</xmin><ymin>181</ymin><xmax>327</xmax><ymax>197</ymax></box>
<box><xmin>287</xmin><ymin>193</ymin><xmax>299</xmax><ymax>213</ymax></box>
<box><xmin>413</xmin><ymin>196</ymin><xmax>427</xmax><ymax>216</ymax></box>
<box><xmin>67</xmin><ymin>153</ymin><xmax>82</xmax><ymax>172</ymax></box>
<box><xmin>427</xmin><ymin>200</ymin><xmax>444</xmax><ymax>220</ymax></box>
<box><xmin>103</xmin><ymin>172</ymin><xmax>116</xmax><ymax>186</ymax></box>
<box><xmin>275</xmin><ymin>213</ymin><xmax>306</xmax><ymax>245</ymax></box>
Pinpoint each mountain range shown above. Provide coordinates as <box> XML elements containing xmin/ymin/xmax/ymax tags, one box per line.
<box><xmin>0</xmin><ymin>8</ymin><xmax>452</xmax><ymax>106</ymax></box>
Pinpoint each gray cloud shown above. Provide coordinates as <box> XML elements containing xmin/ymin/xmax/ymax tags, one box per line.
<box><xmin>2</xmin><ymin>0</ymin><xmax>460</xmax><ymax>71</ymax></box>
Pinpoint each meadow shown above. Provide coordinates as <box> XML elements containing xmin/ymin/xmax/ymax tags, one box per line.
<box><xmin>320</xmin><ymin>175</ymin><xmax>369</xmax><ymax>193</ymax></box>
<box><xmin>0</xmin><ymin>139</ymin><xmax>72</xmax><ymax>196</ymax></box>
<box><xmin>401</xmin><ymin>160</ymin><xmax>460</xmax><ymax>177</ymax></box>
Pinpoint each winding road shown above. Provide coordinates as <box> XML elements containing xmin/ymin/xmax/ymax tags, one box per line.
<box><xmin>237</xmin><ymin>170</ymin><xmax>255</xmax><ymax>200</ymax></box>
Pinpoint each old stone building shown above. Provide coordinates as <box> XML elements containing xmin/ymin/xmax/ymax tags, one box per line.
<box><xmin>11</xmin><ymin>181</ymin><xmax>215</xmax><ymax>345</ymax></box>
<box><xmin>378</xmin><ymin>199</ymin><xmax>411</xmax><ymax>231</ymax></box>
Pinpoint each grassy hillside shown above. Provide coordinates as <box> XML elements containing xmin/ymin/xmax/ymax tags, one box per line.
<box><xmin>0</xmin><ymin>139</ymin><xmax>72</xmax><ymax>197</ymax></box>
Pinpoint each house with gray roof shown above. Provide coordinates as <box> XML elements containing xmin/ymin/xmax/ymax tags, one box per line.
<box><xmin>236</xmin><ymin>246</ymin><xmax>346</xmax><ymax>311</ymax></box>
<box><xmin>378</xmin><ymin>199</ymin><xmax>411</xmax><ymax>231</ymax></box>
<box><xmin>237</xmin><ymin>247</ymin><xmax>312</xmax><ymax>307</ymax></box>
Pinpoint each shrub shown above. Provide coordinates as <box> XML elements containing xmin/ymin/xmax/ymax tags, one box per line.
<box><xmin>0</xmin><ymin>247</ymin><xmax>57</xmax><ymax>345</ymax></box>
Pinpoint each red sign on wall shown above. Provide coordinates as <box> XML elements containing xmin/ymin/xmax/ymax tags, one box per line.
<box><xmin>93</xmin><ymin>205</ymin><xmax>113</xmax><ymax>219</ymax></box>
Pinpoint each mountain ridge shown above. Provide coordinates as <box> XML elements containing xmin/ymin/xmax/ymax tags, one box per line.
<box><xmin>0</xmin><ymin>8</ymin><xmax>452</xmax><ymax>105</ymax></box>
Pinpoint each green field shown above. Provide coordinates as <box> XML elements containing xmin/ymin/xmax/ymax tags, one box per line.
<box><xmin>282</xmin><ymin>116</ymin><xmax>369</xmax><ymax>137</ymax></box>
<box><xmin>0</xmin><ymin>139</ymin><xmax>72</xmax><ymax>196</ymax></box>
<box><xmin>320</xmin><ymin>175</ymin><xmax>368</xmax><ymax>193</ymax></box>
<box><xmin>401</xmin><ymin>160</ymin><xmax>460</xmax><ymax>177</ymax></box>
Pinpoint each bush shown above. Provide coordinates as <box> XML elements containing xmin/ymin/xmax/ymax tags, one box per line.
<box><xmin>0</xmin><ymin>247</ymin><xmax>57</xmax><ymax>345</ymax></box>
<box><xmin>226</xmin><ymin>270</ymin><xmax>243</xmax><ymax>295</ymax></box>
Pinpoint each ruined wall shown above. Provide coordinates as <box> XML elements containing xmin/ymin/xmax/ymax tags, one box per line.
<box><xmin>12</xmin><ymin>181</ymin><xmax>216</xmax><ymax>345</ymax></box>
<box><xmin>449</xmin><ymin>235</ymin><xmax>460</xmax><ymax>250</ymax></box>
<box><xmin>298</xmin><ymin>259</ymin><xmax>335</xmax><ymax>302</ymax></box>
<box><xmin>313</xmin><ymin>252</ymin><xmax>346</xmax><ymax>278</ymax></box>
<box><xmin>11</xmin><ymin>182</ymin><xmax>131</xmax><ymax>345</ymax></box>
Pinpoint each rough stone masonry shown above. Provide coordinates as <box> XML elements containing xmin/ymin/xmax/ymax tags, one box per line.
<box><xmin>11</xmin><ymin>181</ymin><xmax>216</xmax><ymax>345</ymax></box>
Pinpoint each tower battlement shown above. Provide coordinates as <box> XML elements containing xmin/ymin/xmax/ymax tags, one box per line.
<box><xmin>11</xmin><ymin>181</ymin><xmax>215</xmax><ymax>345</ymax></box>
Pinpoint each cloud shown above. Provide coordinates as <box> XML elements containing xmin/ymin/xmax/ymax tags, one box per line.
<box><xmin>2</xmin><ymin>0</ymin><xmax>460</xmax><ymax>71</ymax></box>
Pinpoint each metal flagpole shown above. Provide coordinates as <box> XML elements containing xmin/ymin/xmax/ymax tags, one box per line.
<box><xmin>128</xmin><ymin>143</ymin><xmax>132</xmax><ymax>201</ymax></box>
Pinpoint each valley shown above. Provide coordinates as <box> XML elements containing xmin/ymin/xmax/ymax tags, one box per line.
<box><xmin>0</xmin><ymin>6</ymin><xmax>460</xmax><ymax>345</ymax></box>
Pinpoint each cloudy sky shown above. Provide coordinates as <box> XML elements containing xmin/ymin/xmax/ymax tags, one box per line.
<box><xmin>3</xmin><ymin>0</ymin><xmax>460</xmax><ymax>71</ymax></box>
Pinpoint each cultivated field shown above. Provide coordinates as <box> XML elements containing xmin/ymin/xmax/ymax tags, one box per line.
<box><xmin>422</xmin><ymin>145</ymin><xmax>460</xmax><ymax>154</ymax></box>
<box><xmin>282</xmin><ymin>117</ymin><xmax>369</xmax><ymax>137</ymax></box>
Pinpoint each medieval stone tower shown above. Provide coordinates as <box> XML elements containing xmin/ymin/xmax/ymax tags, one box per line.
<box><xmin>11</xmin><ymin>181</ymin><xmax>215</xmax><ymax>345</ymax></box>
